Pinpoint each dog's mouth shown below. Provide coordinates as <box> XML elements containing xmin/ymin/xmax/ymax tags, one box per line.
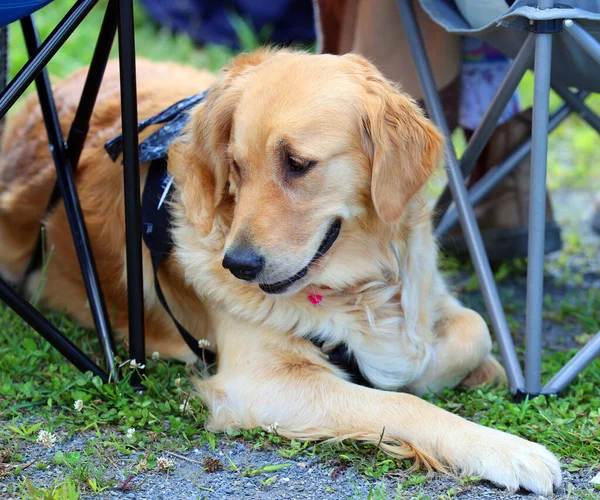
<box><xmin>259</xmin><ymin>219</ymin><xmax>342</xmax><ymax>295</ymax></box>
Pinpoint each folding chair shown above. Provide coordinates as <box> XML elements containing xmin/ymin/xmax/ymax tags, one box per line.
<box><xmin>0</xmin><ymin>0</ymin><xmax>146</xmax><ymax>388</ymax></box>
<box><xmin>394</xmin><ymin>0</ymin><xmax>600</xmax><ymax>398</ymax></box>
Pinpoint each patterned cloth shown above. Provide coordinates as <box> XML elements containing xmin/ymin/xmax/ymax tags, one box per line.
<box><xmin>459</xmin><ymin>37</ymin><xmax>521</xmax><ymax>130</ymax></box>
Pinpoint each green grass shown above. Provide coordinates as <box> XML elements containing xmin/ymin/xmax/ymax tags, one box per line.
<box><xmin>1</xmin><ymin>2</ymin><xmax>600</xmax><ymax>498</ymax></box>
<box><xmin>1</xmin><ymin>306</ymin><xmax>599</xmax><ymax>497</ymax></box>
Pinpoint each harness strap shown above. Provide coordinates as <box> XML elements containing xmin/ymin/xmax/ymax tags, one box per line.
<box><xmin>311</xmin><ymin>339</ymin><xmax>371</xmax><ymax>387</ymax></box>
<box><xmin>105</xmin><ymin>92</ymin><xmax>206</xmax><ymax>163</ymax></box>
<box><xmin>142</xmin><ymin>158</ymin><xmax>216</xmax><ymax>364</ymax></box>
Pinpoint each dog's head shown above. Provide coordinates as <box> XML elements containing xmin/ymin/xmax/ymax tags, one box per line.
<box><xmin>175</xmin><ymin>49</ymin><xmax>444</xmax><ymax>296</ymax></box>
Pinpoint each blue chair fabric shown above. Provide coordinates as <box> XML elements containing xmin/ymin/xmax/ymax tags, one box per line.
<box><xmin>0</xmin><ymin>0</ymin><xmax>54</xmax><ymax>27</ymax></box>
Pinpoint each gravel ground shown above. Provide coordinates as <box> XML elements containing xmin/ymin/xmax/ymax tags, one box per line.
<box><xmin>2</xmin><ymin>189</ymin><xmax>599</xmax><ymax>499</ymax></box>
<box><xmin>2</xmin><ymin>434</ymin><xmax>598</xmax><ymax>500</ymax></box>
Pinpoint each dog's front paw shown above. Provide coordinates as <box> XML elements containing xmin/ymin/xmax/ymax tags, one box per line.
<box><xmin>459</xmin><ymin>428</ymin><xmax>561</xmax><ymax>495</ymax></box>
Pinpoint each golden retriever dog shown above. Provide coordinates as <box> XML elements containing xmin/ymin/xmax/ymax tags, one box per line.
<box><xmin>0</xmin><ymin>50</ymin><xmax>561</xmax><ymax>494</ymax></box>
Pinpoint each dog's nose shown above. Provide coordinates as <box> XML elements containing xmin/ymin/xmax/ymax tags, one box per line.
<box><xmin>222</xmin><ymin>247</ymin><xmax>265</xmax><ymax>281</ymax></box>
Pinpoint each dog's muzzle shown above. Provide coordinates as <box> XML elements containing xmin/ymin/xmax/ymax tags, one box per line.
<box><xmin>259</xmin><ymin>218</ymin><xmax>342</xmax><ymax>295</ymax></box>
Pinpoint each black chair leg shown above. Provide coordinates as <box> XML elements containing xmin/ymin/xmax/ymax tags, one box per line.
<box><xmin>36</xmin><ymin>0</ymin><xmax>120</xmax><ymax>274</ymax></box>
<box><xmin>0</xmin><ymin>0</ymin><xmax>100</xmax><ymax>119</ymax></box>
<box><xmin>21</xmin><ymin>15</ymin><xmax>118</xmax><ymax>380</ymax></box>
<box><xmin>0</xmin><ymin>277</ymin><xmax>108</xmax><ymax>382</ymax></box>
<box><xmin>117</xmin><ymin>0</ymin><xmax>146</xmax><ymax>389</ymax></box>
<box><xmin>68</xmin><ymin>0</ymin><xmax>119</xmax><ymax>166</ymax></box>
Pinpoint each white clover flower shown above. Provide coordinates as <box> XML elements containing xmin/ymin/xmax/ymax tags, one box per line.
<box><xmin>157</xmin><ymin>456</ymin><xmax>175</xmax><ymax>471</ymax></box>
<box><xmin>126</xmin><ymin>427</ymin><xmax>136</xmax><ymax>439</ymax></box>
<box><xmin>267</xmin><ymin>422</ymin><xmax>279</xmax><ymax>434</ymax></box>
<box><xmin>174</xmin><ymin>377</ymin><xmax>181</xmax><ymax>388</ymax></box>
<box><xmin>36</xmin><ymin>429</ymin><xmax>57</xmax><ymax>449</ymax></box>
<box><xmin>129</xmin><ymin>359</ymin><xmax>145</xmax><ymax>370</ymax></box>
<box><xmin>151</xmin><ymin>351</ymin><xmax>160</xmax><ymax>360</ymax></box>
<box><xmin>136</xmin><ymin>458</ymin><xmax>148</xmax><ymax>473</ymax></box>
<box><xmin>73</xmin><ymin>400</ymin><xmax>83</xmax><ymax>412</ymax></box>
<box><xmin>179</xmin><ymin>402</ymin><xmax>192</xmax><ymax>415</ymax></box>
<box><xmin>197</xmin><ymin>339</ymin><xmax>211</xmax><ymax>349</ymax></box>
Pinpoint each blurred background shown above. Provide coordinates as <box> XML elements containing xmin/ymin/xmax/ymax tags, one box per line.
<box><xmin>9</xmin><ymin>0</ymin><xmax>315</xmax><ymax>82</ymax></box>
<box><xmin>9</xmin><ymin>0</ymin><xmax>599</xmax><ymax>192</ymax></box>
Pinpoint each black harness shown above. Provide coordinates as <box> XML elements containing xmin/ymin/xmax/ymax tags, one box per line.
<box><xmin>140</xmin><ymin>157</ymin><xmax>216</xmax><ymax>363</ymax></box>
<box><xmin>104</xmin><ymin>93</ymin><xmax>370</xmax><ymax>385</ymax></box>
<box><xmin>106</xmin><ymin>93</ymin><xmax>214</xmax><ymax>363</ymax></box>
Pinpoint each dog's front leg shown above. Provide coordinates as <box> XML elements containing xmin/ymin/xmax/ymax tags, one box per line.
<box><xmin>195</xmin><ymin>317</ymin><xmax>560</xmax><ymax>495</ymax></box>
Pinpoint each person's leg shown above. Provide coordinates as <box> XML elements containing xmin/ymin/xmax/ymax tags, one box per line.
<box><xmin>440</xmin><ymin>39</ymin><xmax>562</xmax><ymax>262</ymax></box>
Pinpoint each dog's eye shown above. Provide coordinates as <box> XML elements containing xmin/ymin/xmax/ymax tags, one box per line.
<box><xmin>287</xmin><ymin>156</ymin><xmax>315</xmax><ymax>174</ymax></box>
<box><xmin>232</xmin><ymin>160</ymin><xmax>241</xmax><ymax>177</ymax></box>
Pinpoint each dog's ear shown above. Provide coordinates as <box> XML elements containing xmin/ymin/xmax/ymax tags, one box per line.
<box><xmin>172</xmin><ymin>49</ymin><xmax>281</xmax><ymax>235</ymax></box>
<box><xmin>353</xmin><ymin>56</ymin><xmax>444</xmax><ymax>224</ymax></box>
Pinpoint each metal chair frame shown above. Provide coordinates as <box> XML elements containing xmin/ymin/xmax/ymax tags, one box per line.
<box><xmin>396</xmin><ymin>0</ymin><xmax>600</xmax><ymax>397</ymax></box>
<box><xmin>0</xmin><ymin>0</ymin><xmax>145</xmax><ymax>388</ymax></box>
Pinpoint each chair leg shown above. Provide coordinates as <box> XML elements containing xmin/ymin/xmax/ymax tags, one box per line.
<box><xmin>436</xmin><ymin>98</ymin><xmax>579</xmax><ymax>237</ymax></box>
<box><xmin>552</xmin><ymin>84</ymin><xmax>600</xmax><ymax>135</ymax></box>
<box><xmin>0</xmin><ymin>277</ymin><xmax>108</xmax><ymax>382</ymax></box>
<box><xmin>524</xmin><ymin>26</ymin><xmax>553</xmax><ymax>396</ymax></box>
<box><xmin>394</xmin><ymin>0</ymin><xmax>525</xmax><ymax>393</ymax></box>
<box><xmin>67</xmin><ymin>0</ymin><xmax>119</xmax><ymax>168</ymax></box>
<box><xmin>563</xmin><ymin>19</ymin><xmax>600</xmax><ymax>66</ymax></box>
<box><xmin>543</xmin><ymin>331</ymin><xmax>600</xmax><ymax>394</ymax></box>
<box><xmin>21</xmin><ymin>16</ymin><xmax>118</xmax><ymax>380</ymax></box>
<box><xmin>39</xmin><ymin>0</ymin><xmax>119</xmax><ymax>266</ymax></box>
<box><xmin>0</xmin><ymin>26</ymin><xmax>7</xmax><ymax>141</ymax></box>
<box><xmin>433</xmin><ymin>34</ymin><xmax>535</xmax><ymax>226</ymax></box>
<box><xmin>0</xmin><ymin>0</ymin><xmax>99</xmax><ymax>119</ymax></box>
<box><xmin>117</xmin><ymin>0</ymin><xmax>145</xmax><ymax>389</ymax></box>
<box><xmin>534</xmin><ymin>17</ymin><xmax>600</xmax><ymax>395</ymax></box>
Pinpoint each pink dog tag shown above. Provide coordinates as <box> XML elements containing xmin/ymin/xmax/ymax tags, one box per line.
<box><xmin>308</xmin><ymin>293</ymin><xmax>323</xmax><ymax>305</ymax></box>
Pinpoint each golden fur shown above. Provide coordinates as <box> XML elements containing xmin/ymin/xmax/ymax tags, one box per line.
<box><xmin>0</xmin><ymin>51</ymin><xmax>561</xmax><ymax>494</ymax></box>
